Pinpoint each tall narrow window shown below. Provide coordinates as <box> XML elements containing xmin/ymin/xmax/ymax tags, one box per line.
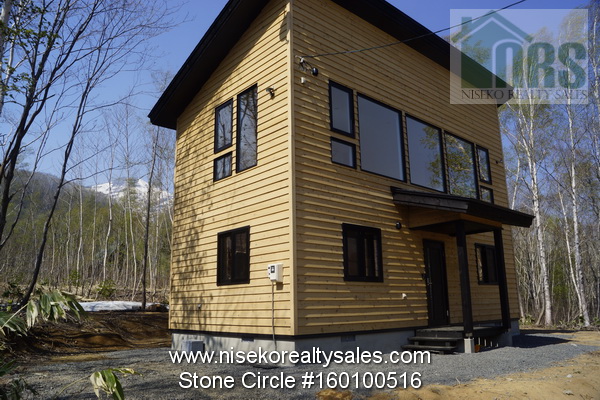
<box><xmin>329</xmin><ymin>81</ymin><xmax>354</xmax><ymax>136</ymax></box>
<box><xmin>477</xmin><ymin>146</ymin><xmax>492</xmax><ymax>183</ymax></box>
<box><xmin>217</xmin><ymin>226</ymin><xmax>250</xmax><ymax>285</ymax></box>
<box><xmin>342</xmin><ymin>224</ymin><xmax>383</xmax><ymax>282</ymax></box>
<box><xmin>406</xmin><ymin>116</ymin><xmax>445</xmax><ymax>192</ymax></box>
<box><xmin>358</xmin><ymin>95</ymin><xmax>405</xmax><ymax>181</ymax></box>
<box><xmin>237</xmin><ymin>86</ymin><xmax>258</xmax><ymax>172</ymax></box>
<box><xmin>445</xmin><ymin>133</ymin><xmax>477</xmax><ymax>198</ymax></box>
<box><xmin>475</xmin><ymin>244</ymin><xmax>497</xmax><ymax>284</ymax></box>
<box><xmin>215</xmin><ymin>100</ymin><xmax>233</xmax><ymax>152</ymax></box>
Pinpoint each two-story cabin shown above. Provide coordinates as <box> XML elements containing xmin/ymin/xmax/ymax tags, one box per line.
<box><xmin>149</xmin><ymin>0</ymin><xmax>533</xmax><ymax>354</ymax></box>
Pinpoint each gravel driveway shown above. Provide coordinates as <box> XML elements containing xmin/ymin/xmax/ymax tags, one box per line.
<box><xmin>15</xmin><ymin>331</ymin><xmax>599</xmax><ymax>399</ymax></box>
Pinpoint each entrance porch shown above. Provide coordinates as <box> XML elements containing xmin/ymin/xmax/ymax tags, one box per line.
<box><xmin>391</xmin><ymin>187</ymin><xmax>533</xmax><ymax>352</ymax></box>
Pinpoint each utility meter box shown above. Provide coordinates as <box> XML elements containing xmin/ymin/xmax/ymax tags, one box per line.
<box><xmin>267</xmin><ymin>263</ymin><xmax>283</xmax><ymax>282</ymax></box>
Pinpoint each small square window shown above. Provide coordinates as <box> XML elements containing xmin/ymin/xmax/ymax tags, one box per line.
<box><xmin>329</xmin><ymin>81</ymin><xmax>354</xmax><ymax>137</ymax></box>
<box><xmin>331</xmin><ymin>138</ymin><xmax>356</xmax><ymax>168</ymax></box>
<box><xmin>217</xmin><ymin>226</ymin><xmax>250</xmax><ymax>285</ymax></box>
<box><xmin>476</xmin><ymin>244</ymin><xmax>497</xmax><ymax>284</ymax></box>
<box><xmin>214</xmin><ymin>153</ymin><xmax>232</xmax><ymax>181</ymax></box>
<box><xmin>215</xmin><ymin>100</ymin><xmax>233</xmax><ymax>152</ymax></box>
<box><xmin>480</xmin><ymin>186</ymin><xmax>494</xmax><ymax>203</ymax></box>
<box><xmin>477</xmin><ymin>146</ymin><xmax>492</xmax><ymax>183</ymax></box>
<box><xmin>342</xmin><ymin>224</ymin><xmax>383</xmax><ymax>282</ymax></box>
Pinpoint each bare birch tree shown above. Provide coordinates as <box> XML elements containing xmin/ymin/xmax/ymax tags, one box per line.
<box><xmin>8</xmin><ymin>0</ymin><xmax>174</xmax><ymax>306</ymax></box>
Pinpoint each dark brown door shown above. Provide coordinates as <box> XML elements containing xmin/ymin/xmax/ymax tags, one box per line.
<box><xmin>423</xmin><ymin>240</ymin><xmax>449</xmax><ymax>327</ymax></box>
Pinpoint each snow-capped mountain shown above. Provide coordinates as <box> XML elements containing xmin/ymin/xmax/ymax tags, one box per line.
<box><xmin>91</xmin><ymin>179</ymin><xmax>172</xmax><ymax>208</ymax></box>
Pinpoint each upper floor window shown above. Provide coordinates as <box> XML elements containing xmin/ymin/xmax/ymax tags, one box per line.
<box><xmin>358</xmin><ymin>95</ymin><xmax>405</xmax><ymax>181</ymax></box>
<box><xmin>331</xmin><ymin>138</ymin><xmax>356</xmax><ymax>168</ymax></box>
<box><xmin>217</xmin><ymin>226</ymin><xmax>250</xmax><ymax>285</ymax></box>
<box><xmin>214</xmin><ymin>153</ymin><xmax>232</xmax><ymax>181</ymax></box>
<box><xmin>329</xmin><ymin>81</ymin><xmax>354</xmax><ymax>136</ymax></box>
<box><xmin>480</xmin><ymin>186</ymin><xmax>494</xmax><ymax>203</ymax></box>
<box><xmin>406</xmin><ymin>116</ymin><xmax>445</xmax><ymax>192</ymax></box>
<box><xmin>445</xmin><ymin>133</ymin><xmax>477</xmax><ymax>198</ymax></box>
<box><xmin>215</xmin><ymin>100</ymin><xmax>233</xmax><ymax>152</ymax></box>
<box><xmin>477</xmin><ymin>146</ymin><xmax>492</xmax><ymax>183</ymax></box>
<box><xmin>342</xmin><ymin>223</ymin><xmax>383</xmax><ymax>282</ymax></box>
<box><xmin>237</xmin><ymin>85</ymin><xmax>258</xmax><ymax>172</ymax></box>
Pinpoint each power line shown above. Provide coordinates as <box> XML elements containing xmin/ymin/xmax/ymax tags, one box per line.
<box><xmin>298</xmin><ymin>0</ymin><xmax>527</xmax><ymax>60</ymax></box>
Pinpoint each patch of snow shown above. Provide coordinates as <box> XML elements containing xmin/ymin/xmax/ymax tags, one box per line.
<box><xmin>90</xmin><ymin>179</ymin><xmax>172</xmax><ymax>209</ymax></box>
<box><xmin>80</xmin><ymin>301</ymin><xmax>145</xmax><ymax>311</ymax></box>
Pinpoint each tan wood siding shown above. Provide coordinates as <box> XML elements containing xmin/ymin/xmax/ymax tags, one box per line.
<box><xmin>169</xmin><ymin>0</ymin><xmax>293</xmax><ymax>335</ymax></box>
<box><xmin>291</xmin><ymin>0</ymin><xmax>518</xmax><ymax>334</ymax></box>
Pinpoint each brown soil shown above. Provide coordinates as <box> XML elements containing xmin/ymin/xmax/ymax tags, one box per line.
<box><xmin>2</xmin><ymin>311</ymin><xmax>170</xmax><ymax>360</ymax></box>
<box><xmin>390</xmin><ymin>350</ymin><xmax>600</xmax><ymax>400</ymax></box>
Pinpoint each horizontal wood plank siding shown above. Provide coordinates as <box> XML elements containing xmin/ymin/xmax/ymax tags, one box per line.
<box><xmin>292</xmin><ymin>0</ymin><xmax>517</xmax><ymax>334</ymax></box>
<box><xmin>170</xmin><ymin>0</ymin><xmax>293</xmax><ymax>335</ymax></box>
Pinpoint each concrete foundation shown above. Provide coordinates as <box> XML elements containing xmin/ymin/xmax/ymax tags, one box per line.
<box><xmin>172</xmin><ymin>329</ymin><xmax>414</xmax><ymax>364</ymax></box>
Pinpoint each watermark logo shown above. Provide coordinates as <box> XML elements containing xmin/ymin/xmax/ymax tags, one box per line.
<box><xmin>450</xmin><ymin>9</ymin><xmax>589</xmax><ymax>104</ymax></box>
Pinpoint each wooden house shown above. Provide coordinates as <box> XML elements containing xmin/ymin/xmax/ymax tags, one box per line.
<box><xmin>149</xmin><ymin>0</ymin><xmax>533</xmax><ymax>354</ymax></box>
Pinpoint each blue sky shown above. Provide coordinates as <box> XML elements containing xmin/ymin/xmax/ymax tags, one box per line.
<box><xmin>145</xmin><ymin>0</ymin><xmax>588</xmax><ymax>111</ymax></box>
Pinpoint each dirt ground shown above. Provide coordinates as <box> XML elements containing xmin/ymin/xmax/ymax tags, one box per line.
<box><xmin>2</xmin><ymin>312</ymin><xmax>600</xmax><ymax>399</ymax></box>
<box><xmin>2</xmin><ymin>311</ymin><xmax>170</xmax><ymax>359</ymax></box>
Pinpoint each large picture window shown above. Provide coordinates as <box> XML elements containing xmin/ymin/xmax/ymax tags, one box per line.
<box><xmin>217</xmin><ymin>227</ymin><xmax>250</xmax><ymax>285</ymax></box>
<box><xmin>445</xmin><ymin>133</ymin><xmax>477</xmax><ymax>198</ymax></box>
<box><xmin>406</xmin><ymin>116</ymin><xmax>445</xmax><ymax>192</ymax></box>
<box><xmin>237</xmin><ymin>86</ymin><xmax>258</xmax><ymax>172</ymax></box>
<box><xmin>342</xmin><ymin>224</ymin><xmax>383</xmax><ymax>282</ymax></box>
<box><xmin>215</xmin><ymin>100</ymin><xmax>233</xmax><ymax>152</ymax></box>
<box><xmin>475</xmin><ymin>244</ymin><xmax>497</xmax><ymax>284</ymax></box>
<box><xmin>358</xmin><ymin>95</ymin><xmax>405</xmax><ymax>181</ymax></box>
<box><xmin>329</xmin><ymin>81</ymin><xmax>354</xmax><ymax>136</ymax></box>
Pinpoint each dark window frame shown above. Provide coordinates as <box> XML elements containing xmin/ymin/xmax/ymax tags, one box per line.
<box><xmin>406</xmin><ymin>114</ymin><xmax>447</xmax><ymax>193</ymax></box>
<box><xmin>357</xmin><ymin>93</ymin><xmax>406</xmax><ymax>182</ymax></box>
<box><xmin>214</xmin><ymin>99</ymin><xmax>233</xmax><ymax>153</ymax></box>
<box><xmin>444</xmin><ymin>131</ymin><xmax>479</xmax><ymax>199</ymax></box>
<box><xmin>236</xmin><ymin>85</ymin><xmax>258</xmax><ymax>173</ymax></box>
<box><xmin>331</xmin><ymin>137</ymin><xmax>356</xmax><ymax>168</ymax></box>
<box><xmin>217</xmin><ymin>226</ymin><xmax>251</xmax><ymax>286</ymax></box>
<box><xmin>342</xmin><ymin>223</ymin><xmax>384</xmax><ymax>282</ymax></box>
<box><xmin>475</xmin><ymin>243</ymin><xmax>498</xmax><ymax>285</ymax></box>
<box><xmin>329</xmin><ymin>81</ymin><xmax>355</xmax><ymax>137</ymax></box>
<box><xmin>480</xmin><ymin>186</ymin><xmax>494</xmax><ymax>203</ymax></box>
<box><xmin>214</xmin><ymin>152</ymin><xmax>233</xmax><ymax>182</ymax></box>
<box><xmin>476</xmin><ymin>145</ymin><xmax>492</xmax><ymax>184</ymax></box>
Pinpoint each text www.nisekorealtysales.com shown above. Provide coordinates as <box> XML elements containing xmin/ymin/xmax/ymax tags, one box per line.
<box><xmin>170</xmin><ymin>347</ymin><xmax>430</xmax><ymax>390</ymax></box>
<box><xmin>169</xmin><ymin>347</ymin><xmax>430</xmax><ymax>368</ymax></box>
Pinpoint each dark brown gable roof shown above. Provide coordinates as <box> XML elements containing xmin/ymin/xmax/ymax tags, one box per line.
<box><xmin>149</xmin><ymin>0</ymin><xmax>497</xmax><ymax>129</ymax></box>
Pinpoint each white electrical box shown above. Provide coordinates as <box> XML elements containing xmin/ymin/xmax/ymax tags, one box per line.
<box><xmin>267</xmin><ymin>263</ymin><xmax>283</xmax><ymax>282</ymax></box>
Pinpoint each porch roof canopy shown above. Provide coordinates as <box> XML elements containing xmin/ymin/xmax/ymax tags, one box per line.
<box><xmin>391</xmin><ymin>187</ymin><xmax>534</xmax><ymax>235</ymax></box>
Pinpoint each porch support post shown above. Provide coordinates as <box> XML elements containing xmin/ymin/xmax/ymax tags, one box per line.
<box><xmin>455</xmin><ymin>221</ymin><xmax>473</xmax><ymax>337</ymax></box>
<box><xmin>494</xmin><ymin>228</ymin><xmax>511</xmax><ymax>330</ymax></box>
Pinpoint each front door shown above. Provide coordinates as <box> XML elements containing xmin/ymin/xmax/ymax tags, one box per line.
<box><xmin>423</xmin><ymin>240</ymin><xmax>449</xmax><ymax>327</ymax></box>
